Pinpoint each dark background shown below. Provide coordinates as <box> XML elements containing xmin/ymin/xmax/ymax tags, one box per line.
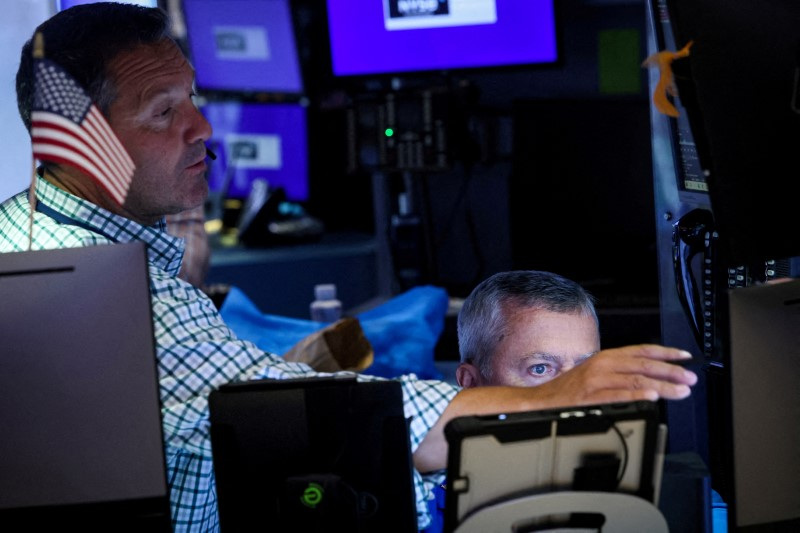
<box><xmin>296</xmin><ymin>0</ymin><xmax>659</xmax><ymax>346</ymax></box>
<box><xmin>205</xmin><ymin>0</ymin><xmax>661</xmax><ymax>350</ymax></box>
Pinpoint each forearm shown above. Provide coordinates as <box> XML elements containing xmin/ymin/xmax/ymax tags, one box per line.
<box><xmin>413</xmin><ymin>344</ymin><xmax>697</xmax><ymax>472</ymax></box>
<box><xmin>412</xmin><ymin>385</ymin><xmax>564</xmax><ymax>472</ymax></box>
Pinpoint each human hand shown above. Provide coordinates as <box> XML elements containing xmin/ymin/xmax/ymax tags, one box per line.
<box><xmin>531</xmin><ymin>344</ymin><xmax>697</xmax><ymax>408</ymax></box>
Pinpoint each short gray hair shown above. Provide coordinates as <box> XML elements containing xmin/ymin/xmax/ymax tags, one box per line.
<box><xmin>457</xmin><ymin>270</ymin><xmax>597</xmax><ymax>379</ymax></box>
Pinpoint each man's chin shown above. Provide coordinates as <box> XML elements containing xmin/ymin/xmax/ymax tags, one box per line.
<box><xmin>173</xmin><ymin>192</ymin><xmax>208</xmax><ymax>215</ymax></box>
<box><xmin>186</xmin><ymin>178</ymin><xmax>209</xmax><ymax>205</ymax></box>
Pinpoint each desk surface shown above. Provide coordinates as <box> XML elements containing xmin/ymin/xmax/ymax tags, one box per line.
<box><xmin>210</xmin><ymin>232</ymin><xmax>376</xmax><ymax>266</ymax></box>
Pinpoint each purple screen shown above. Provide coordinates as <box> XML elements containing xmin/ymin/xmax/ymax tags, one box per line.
<box><xmin>183</xmin><ymin>0</ymin><xmax>303</xmax><ymax>94</ymax></box>
<box><xmin>57</xmin><ymin>0</ymin><xmax>158</xmax><ymax>8</ymax></box>
<box><xmin>56</xmin><ymin>0</ymin><xmax>158</xmax><ymax>11</ymax></box>
<box><xmin>202</xmin><ymin>102</ymin><xmax>309</xmax><ymax>201</ymax></box>
<box><xmin>326</xmin><ymin>0</ymin><xmax>557</xmax><ymax>76</ymax></box>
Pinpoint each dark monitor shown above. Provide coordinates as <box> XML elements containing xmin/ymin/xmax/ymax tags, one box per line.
<box><xmin>0</xmin><ymin>242</ymin><xmax>171</xmax><ymax>530</ymax></box>
<box><xmin>662</xmin><ymin>0</ymin><xmax>800</xmax><ymax>266</ymax></box>
<box><xmin>510</xmin><ymin>98</ymin><xmax>657</xmax><ymax>301</ymax></box>
<box><xmin>183</xmin><ymin>0</ymin><xmax>304</xmax><ymax>95</ymax></box>
<box><xmin>725</xmin><ymin>279</ymin><xmax>800</xmax><ymax>531</ymax></box>
<box><xmin>208</xmin><ymin>376</ymin><xmax>418</xmax><ymax>532</ymax></box>
<box><xmin>326</xmin><ymin>0</ymin><xmax>558</xmax><ymax>77</ymax></box>
<box><xmin>202</xmin><ymin>101</ymin><xmax>310</xmax><ymax>201</ymax></box>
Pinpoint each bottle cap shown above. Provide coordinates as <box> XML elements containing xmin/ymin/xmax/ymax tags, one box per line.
<box><xmin>314</xmin><ymin>283</ymin><xmax>337</xmax><ymax>301</ymax></box>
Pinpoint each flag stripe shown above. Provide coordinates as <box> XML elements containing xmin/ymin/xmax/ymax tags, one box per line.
<box><xmin>31</xmin><ymin>110</ymin><xmax>132</xmax><ymax>199</ymax></box>
<box><xmin>32</xmin><ymin>109</ymin><xmax>133</xmax><ymax>189</ymax></box>
<box><xmin>32</xmin><ymin>144</ymin><xmax>128</xmax><ymax>204</ymax></box>
<box><xmin>84</xmin><ymin>108</ymin><xmax>135</xmax><ymax>179</ymax></box>
<box><xmin>31</xmin><ymin>115</ymin><xmax>128</xmax><ymax>188</ymax></box>
<box><xmin>82</xmin><ymin>112</ymin><xmax>131</xmax><ymax>186</ymax></box>
<box><xmin>31</xmin><ymin>126</ymin><xmax>127</xmax><ymax>202</ymax></box>
<box><xmin>31</xmin><ymin>58</ymin><xmax>134</xmax><ymax>206</ymax></box>
<box><xmin>31</xmin><ymin>122</ymin><xmax>127</xmax><ymax>202</ymax></box>
<box><xmin>86</xmin><ymin>108</ymin><xmax>134</xmax><ymax>171</ymax></box>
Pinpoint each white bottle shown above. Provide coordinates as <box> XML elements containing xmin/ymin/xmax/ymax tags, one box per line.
<box><xmin>310</xmin><ymin>283</ymin><xmax>342</xmax><ymax>323</ymax></box>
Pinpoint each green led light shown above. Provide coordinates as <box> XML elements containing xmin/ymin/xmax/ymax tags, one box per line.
<box><xmin>301</xmin><ymin>483</ymin><xmax>324</xmax><ymax>509</ymax></box>
<box><xmin>385</xmin><ymin>128</ymin><xmax>394</xmax><ymax>137</ymax></box>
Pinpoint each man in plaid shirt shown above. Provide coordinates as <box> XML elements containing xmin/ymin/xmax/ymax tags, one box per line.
<box><xmin>2</xmin><ymin>3</ymin><xmax>697</xmax><ymax>531</ymax></box>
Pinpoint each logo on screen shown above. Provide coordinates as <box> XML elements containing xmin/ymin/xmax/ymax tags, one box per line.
<box><xmin>215</xmin><ymin>32</ymin><xmax>246</xmax><ymax>53</ymax></box>
<box><xmin>225</xmin><ymin>134</ymin><xmax>282</xmax><ymax>170</ymax></box>
<box><xmin>388</xmin><ymin>0</ymin><xmax>449</xmax><ymax>18</ymax></box>
<box><xmin>383</xmin><ymin>0</ymin><xmax>496</xmax><ymax>31</ymax></box>
<box><xmin>212</xmin><ymin>26</ymin><xmax>270</xmax><ymax>60</ymax></box>
<box><xmin>231</xmin><ymin>141</ymin><xmax>258</xmax><ymax>162</ymax></box>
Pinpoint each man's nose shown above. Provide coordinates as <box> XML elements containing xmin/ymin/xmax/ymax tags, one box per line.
<box><xmin>187</xmin><ymin>106</ymin><xmax>212</xmax><ymax>144</ymax></box>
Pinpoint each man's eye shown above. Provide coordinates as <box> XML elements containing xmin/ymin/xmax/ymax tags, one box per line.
<box><xmin>530</xmin><ymin>364</ymin><xmax>549</xmax><ymax>376</ymax></box>
<box><xmin>157</xmin><ymin>107</ymin><xmax>172</xmax><ymax>118</ymax></box>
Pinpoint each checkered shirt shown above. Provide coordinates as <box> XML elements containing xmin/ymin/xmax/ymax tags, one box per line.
<box><xmin>0</xmin><ymin>176</ymin><xmax>458</xmax><ymax>531</ymax></box>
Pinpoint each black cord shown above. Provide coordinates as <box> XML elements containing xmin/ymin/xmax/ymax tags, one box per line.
<box><xmin>433</xmin><ymin>166</ymin><xmax>473</xmax><ymax>249</ymax></box>
<box><xmin>462</xmin><ymin>192</ymin><xmax>486</xmax><ymax>288</ymax></box>
<box><xmin>430</xmin><ymin>166</ymin><xmax>487</xmax><ymax>288</ymax></box>
<box><xmin>611</xmin><ymin>423</ymin><xmax>630</xmax><ymax>489</ymax></box>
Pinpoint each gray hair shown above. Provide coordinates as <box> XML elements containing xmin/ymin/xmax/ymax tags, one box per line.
<box><xmin>457</xmin><ymin>270</ymin><xmax>597</xmax><ymax>379</ymax></box>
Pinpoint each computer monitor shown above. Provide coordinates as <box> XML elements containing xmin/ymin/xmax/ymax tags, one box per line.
<box><xmin>326</xmin><ymin>0</ymin><xmax>558</xmax><ymax>77</ymax></box>
<box><xmin>209</xmin><ymin>376</ymin><xmax>418</xmax><ymax>532</ymax></box>
<box><xmin>648</xmin><ymin>3</ymin><xmax>800</xmax><ymax>530</ymax></box>
<box><xmin>183</xmin><ymin>0</ymin><xmax>304</xmax><ymax>96</ymax></box>
<box><xmin>725</xmin><ymin>279</ymin><xmax>800</xmax><ymax>531</ymax></box>
<box><xmin>662</xmin><ymin>0</ymin><xmax>800</xmax><ymax>267</ymax></box>
<box><xmin>0</xmin><ymin>242</ymin><xmax>171</xmax><ymax>530</ymax></box>
<box><xmin>56</xmin><ymin>0</ymin><xmax>159</xmax><ymax>9</ymax></box>
<box><xmin>443</xmin><ymin>401</ymin><xmax>667</xmax><ymax>532</ymax></box>
<box><xmin>202</xmin><ymin>101</ymin><xmax>310</xmax><ymax>201</ymax></box>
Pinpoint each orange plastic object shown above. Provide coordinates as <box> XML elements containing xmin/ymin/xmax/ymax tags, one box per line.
<box><xmin>642</xmin><ymin>41</ymin><xmax>694</xmax><ymax>117</ymax></box>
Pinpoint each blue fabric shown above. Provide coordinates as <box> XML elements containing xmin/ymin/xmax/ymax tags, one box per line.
<box><xmin>356</xmin><ymin>286</ymin><xmax>448</xmax><ymax>380</ymax></box>
<box><xmin>712</xmin><ymin>489</ymin><xmax>727</xmax><ymax>533</ymax></box>
<box><xmin>422</xmin><ymin>485</ymin><xmax>446</xmax><ymax>533</ymax></box>
<box><xmin>220</xmin><ymin>285</ymin><xmax>448</xmax><ymax>380</ymax></box>
<box><xmin>219</xmin><ymin>286</ymin><xmax>322</xmax><ymax>355</ymax></box>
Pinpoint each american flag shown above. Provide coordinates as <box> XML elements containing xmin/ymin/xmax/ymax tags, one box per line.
<box><xmin>31</xmin><ymin>58</ymin><xmax>135</xmax><ymax>206</ymax></box>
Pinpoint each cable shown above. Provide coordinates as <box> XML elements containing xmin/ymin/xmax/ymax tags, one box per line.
<box><xmin>611</xmin><ymin>423</ymin><xmax>630</xmax><ymax>489</ymax></box>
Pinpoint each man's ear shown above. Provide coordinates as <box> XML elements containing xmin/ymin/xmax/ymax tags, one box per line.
<box><xmin>455</xmin><ymin>363</ymin><xmax>481</xmax><ymax>388</ymax></box>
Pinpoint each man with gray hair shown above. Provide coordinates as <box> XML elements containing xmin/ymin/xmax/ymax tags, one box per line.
<box><xmin>424</xmin><ymin>270</ymin><xmax>603</xmax><ymax>533</ymax></box>
<box><xmin>456</xmin><ymin>270</ymin><xmax>601</xmax><ymax>388</ymax></box>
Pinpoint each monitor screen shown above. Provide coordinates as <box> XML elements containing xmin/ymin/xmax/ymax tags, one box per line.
<box><xmin>209</xmin><ymin>377</ymin><xmax>417</xmax><ymax>532</ymax></box>
<box><xmin>663</xmin><ymin>0</ymin><xmax>800</xmax><ymax>265</ymax></box>
<box><xmin>202</xmin><ymin>101</ymin><xmax>309</xmax><ymax>201</ymax></box>
<box><xmin>183</xmin><ymin>0</ymin><xmax>304</xmax><ymax>95</ymax></box>
<box><xmin>0</xmin><ymin>243</ymin><xmax>171</xmax><ymax>529</ymax></box>
<box><xmin>726</xmin><ymin>279</ymin><xmax>800</xmax><ymax>530</ymax></box>
<box><xmin>56</xmin><ymin>0</ymin><xmax>159</xmax><ymax>8</ymax></box>
<box><xmin>326</xmin><ymin>0</ymin><xmax>558</xmax><ymax>77</ymax></box>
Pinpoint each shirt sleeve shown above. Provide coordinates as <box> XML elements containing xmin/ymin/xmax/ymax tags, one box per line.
<box><xmin>396</xmin><ymin>376</ymin><xmax>458</xmax><ymax>529</ymax></box>
<box><xmin>148</xmin><ymin>267</ymin><xmax>459</xmax><ymax>529</ymax></box>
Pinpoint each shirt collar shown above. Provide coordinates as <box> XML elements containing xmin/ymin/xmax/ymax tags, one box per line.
<box><xmin>35</xmin><ymin>175</ymin><xmax>185</xmax><ymax>276</ymax></box>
